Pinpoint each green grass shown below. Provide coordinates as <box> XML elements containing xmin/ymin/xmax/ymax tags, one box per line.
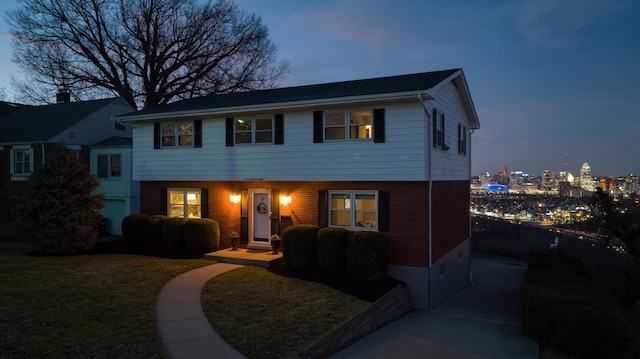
<box><xmin>0</xmin><ymin>244</ymin><xmax>211</xmax><ymax>358</ymax></box>
<box><xmin>201</xmin><ymin>266</ymin><xmax>370</xmax><ymax>359</ymax></box>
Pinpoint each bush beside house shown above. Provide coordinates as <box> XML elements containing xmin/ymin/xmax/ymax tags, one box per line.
<box><xmin>317</xmin><ymin>227</ymin><xmax>349</xmax><ymax>271</ymax></box>
<box><xmin>282</xmin><ymin>224</ymin><xmax>320</xmax><ymax>268</ymax></box>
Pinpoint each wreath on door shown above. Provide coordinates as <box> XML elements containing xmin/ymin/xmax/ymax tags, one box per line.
<box><xmin>256</xmin><ymin>202</ymin><xmax>268</xmax><ymax>214</ymax></box>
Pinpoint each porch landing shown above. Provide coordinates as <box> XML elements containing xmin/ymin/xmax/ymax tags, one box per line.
<box><xmin>204</xmin><ymin>248</ymin><xmax>283</xmax><ymax>268</ymax></box>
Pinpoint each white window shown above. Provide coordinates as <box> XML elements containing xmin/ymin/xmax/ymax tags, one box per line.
<box><xmin>162</xmin><ymin>122</ymin><xmax>193</xmax><ymax>147</ymax></box>
<box><xmin>97</xmin><ymin>154</ymin><xmax>121</xmax><ymax>178</ymax></box>
<box><xmin>458</xmin><ymin>123</ymin><xmax>467</xmax><ymax>155</ymax></box>
<box><xmin>235</xmin><ymin>117</ymin><xmax>273</xmax><ymax>144</ymax></box>
<box><xmin>168</xmin><ymin>189</ymin><xmax>201</xmax><ymax>218</ymax></box>
<box><xmin>329</xmin><ymin>191</ymin><xmax>378</xmax><ymax>230</ymax></box>
<box><xmin>10</xmin><ymin>145</ymin><xmax>34</xmax><ymax>180</ymax></box>
<box><xmin>432</xmin><ymin>109</ymin><xmax>445</xmax><ymax>149</ymax></box>
<box><xmin>325</xmin><ymin>110</ymin><xmax>372</xmax><ymax>141</ymax></box>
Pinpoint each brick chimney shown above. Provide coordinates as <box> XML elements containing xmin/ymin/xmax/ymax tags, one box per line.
<box><xmin>56</xmin><ymin>90</ymin><xmax>71</xmax><ymax>103</ymax></box>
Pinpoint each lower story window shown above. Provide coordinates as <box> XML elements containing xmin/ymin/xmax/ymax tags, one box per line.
<box><xmin>169</xmin><ymin>189</ymin><xmax>201</xmax><ymax>218</ymax></box>
<box><xmin>329</xmin><ymin>191</ymin><xmax>378</xmax><ymax>230</ymax></box>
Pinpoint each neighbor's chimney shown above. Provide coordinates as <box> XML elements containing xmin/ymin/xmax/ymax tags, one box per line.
<box><xmin>56</xmin><ymin>89</ymin><xmax>71</xmax><ymax>103</ymax></box>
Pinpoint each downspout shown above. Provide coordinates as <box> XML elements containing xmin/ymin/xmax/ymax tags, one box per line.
<box><xmin>418</xmin><ymin>93</ymin><xmax>433</xmax><ymax>308</ymax></box>
<box><xmin>469</xmin><ymin>129</ymin><xmax>475</xmax><ymax>286</ymax></box>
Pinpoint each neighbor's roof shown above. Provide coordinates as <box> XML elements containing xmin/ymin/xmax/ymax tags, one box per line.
<box><xmin>116</xmin><ymin>68</ymin><xmax>473</xmax><ymax>122</ymax></box>
<box><xmin>91</xmin><ymin>136</ymin><xmax>132</xmax><ymax>147</ymax></box>
<box><xmin>0</xmin><ymin>98</ymin><xmax>119</xmax><ymax>143</ymax></box>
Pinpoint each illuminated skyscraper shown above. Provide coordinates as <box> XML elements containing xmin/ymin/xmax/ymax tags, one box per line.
<box><xmin>579</xmin><ymin>162</ymin><xmax>596</xmax><ymax>192</ymax></box>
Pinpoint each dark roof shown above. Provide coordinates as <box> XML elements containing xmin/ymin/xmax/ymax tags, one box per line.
<box><xmin>117</xmin><ymin>69</ymin><xmax>460</xmax><ymax>119</ymax></box>
<box><xmin>0</xmin><ymin>98</ymin><xmax>118</xmax><ymax>143</ymax></box>
<box><xmin>0</xmin><ymin>101</ymin><xmax>27</xmax><ymax>116</ymax></box>
<box><xmin>92</xmin><ymin>136</ymin><xmax>132</xmax><ymax>147</ymax></box>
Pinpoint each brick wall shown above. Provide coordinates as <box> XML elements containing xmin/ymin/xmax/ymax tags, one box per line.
<box><xmin>140</xmin><ymin>179</ymin><xmax>470</xmax><ymax>268</ymax></box>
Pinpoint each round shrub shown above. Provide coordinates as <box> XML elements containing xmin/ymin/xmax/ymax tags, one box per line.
<box><xmin>184</xmin><ymin>218</ymin><xmax>220</xmax><ymax>254</ymax></box>
<box><xmin>346</xmin><ymin>231</ymin><xmax>389</xmax><ymax>280</ymax></box>
<box><xmin>316</xmin><ymin>227</ymin><xmax>349</xmax><ymax>271</ymax></box>
<box><xmin>143</xmin><ymin>215</ymin><xmax>166</xmax><ymax>248</ymax></box>
<box><xmin>162</xmin><ymin>217</ymin><xmax>187</xmax><ymax>250</ymax></box>
<box><xmin>121</xmin><ymin>214</ymin><xmax>151</xmax><ymax>247</ymax></box>
<box><xmin>282</xmin><ymin>224</ymin><xmax>320</xmax><ymax>268</ymax></box>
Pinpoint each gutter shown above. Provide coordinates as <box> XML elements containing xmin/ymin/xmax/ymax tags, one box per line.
<box><xmin>418</xmin><ymin>93</ymin><xmax>433</xmax><ymax>308</ymax></box>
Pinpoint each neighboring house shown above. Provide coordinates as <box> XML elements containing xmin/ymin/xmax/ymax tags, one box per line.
<box><xmin>115</xmin><ymin>69</ymin><xmax>480</xmax><ymax>310</ymax></box>
<box><xmin>0</xmin><ymin>96</ymin><xmax>135</xmax><ymax>234</ymax></box>
<box><xmin>90</xmin><ymin>136</ymin><xmax>140</xmax><ymax>235</ymax></box>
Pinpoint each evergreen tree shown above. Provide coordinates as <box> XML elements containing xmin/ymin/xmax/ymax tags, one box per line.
<box><xmin>13</xmin><ymin>142</ymin><xmax>104</xmax><ymax>255</ymax></box>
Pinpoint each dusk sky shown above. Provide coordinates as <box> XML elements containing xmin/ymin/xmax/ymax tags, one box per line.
<box><xmin>1</xmin><ymin>1</ymin><xmax>638</xmax><ymax>177</ymax></box>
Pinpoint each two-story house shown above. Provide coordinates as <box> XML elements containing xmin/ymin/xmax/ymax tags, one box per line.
<box><xmin>0</xmin><ymin>96</ymin><xmax>135</xmax><ymax>236</ymax></box>
<box><xmin>115</xmin><ymin>69</ymin><xmax>480</xmax><ymax>309</ymax></box>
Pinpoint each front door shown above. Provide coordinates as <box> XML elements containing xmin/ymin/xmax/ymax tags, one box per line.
<box><xmin>249</xmin><ymin>189</ymin><xmax>271</xmax><ymax>249</ymax></box>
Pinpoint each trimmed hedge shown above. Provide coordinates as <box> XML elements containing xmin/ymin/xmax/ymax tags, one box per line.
<box><xmin>346</xmin><ymin>231</ymin><xmax>389</xmax><ymax>280</ymax></box>
<box><xmin>184</xmin><ymin>218</ymin><xmax>220</xmax><ymax>254</ymax></box>
<box><xmin>521</xmin><ymin>254</ymin><xmax>629</xmax><ymax>359</ymax></box>
<box><xmin>142</xmin><ymin>215</ymin><xmax>166</xmax><ymax>248</ymax></box>
<box><xmin>121</xmin><ymin>214</ymin><xmax>149</xmax><ymax>247</ymax></box>
<box><xmin>316</xmin><ymin>227</ymin><xmax>348</xmax><ymax>271</ymax></box>
<box><xmin>162</xmin><ymin>217</ymin><xmax>187</xmax><ymax>250</ymax></box>
<box><xmin>282</xmin><ymin>224</ymin><xmax>320</xmax><ymax>268</ymax></box>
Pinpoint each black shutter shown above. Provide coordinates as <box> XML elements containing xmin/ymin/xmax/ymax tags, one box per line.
<box><xmin>378</xmin><ymin>191</ymin><xmax>390</xmax><ymax>232</ymax></box>
<box><xmin>373</xmin><ymin>108</ymin><xmax>385</xmax><ymax>143</ymax></box>
<box><xmin>226</xmin><ymin>117</ymin><xmax>234</xmax><ymax>147</ymax></box>
<box><xmin>201</xmin><ymin>188</ymin><xmax>208</xmax><ymax>218</ymax></box>
<box><xmin>274</xmin><ymin>114</ymin><xmax>284</xmax><ymax>145</ymax></box>
<box><xmin>160</xmin><ymin>188</ymin><xmax>167</xmax><ymax>215</ymax></box>
<box><xmin>271</xmin><ymin>190</ymin><xmax>280</xmax><ymax>235</ymax></box>
<box><xmin>313</xmin><ymin>111</ymin><xmax>324</xmax><ymax>143</ymax></box>
<box><xmin>318</xmin><ymin>190</ymin><xmax>328</xmax><ymax>227</ymax></box>
<box><xmin>240</xmin><ymin>190</ymin><xmax>248</xmax><ymax>244</ymax></box>
<box><xmin>194</xmin><ymin>120</ymin><xmax>202</xmax><ymax>148</ymax></box>
<box><xmin>154</xmin><ymin>123</ymin><xmax>161</xmax><ymax>149</ymax></box>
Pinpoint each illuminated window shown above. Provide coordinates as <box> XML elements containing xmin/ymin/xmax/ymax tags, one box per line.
<box><xmin>168</xmin><ymin>189</ymin><xmax>201</xmax><ymax>218</ymax></box>
<box><xmin>329</xmin><ymin>191</ymin><xmax>378</xmax><ymax>230</ymax></box>
<box><xmin>235</xmin><ymin>117</ymin><xmax>273</xmax><ymax>144</ymax></box>
<box><xmin>325</xmin><ymin>111</ymin><xmax>372</xmax><ymax>141</ymax></box>
<box><xmin>162</xmin><ymin>122</ymin><xmax>193</xmax><ymax>147</ymax></box>
<box><xmin>97</xmin><ymin>154</ymin><xmax>121</xmax><ymax>178</ymax></box>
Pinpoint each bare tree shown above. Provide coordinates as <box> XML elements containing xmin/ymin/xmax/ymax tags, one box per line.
<box><xmin>6</xmin><ymin>0</ymin><xmax>288</xmax><ymax>108</ymax></box>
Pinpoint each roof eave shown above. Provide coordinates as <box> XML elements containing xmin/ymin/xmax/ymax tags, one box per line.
<box><xmin>116</xmin><ymin>90</ymin><xmax>433</xmax><ymax>122</ymax></box>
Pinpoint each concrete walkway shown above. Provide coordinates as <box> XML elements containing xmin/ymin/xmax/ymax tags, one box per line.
<box><xmin>155</xmin><ymin>263</ymin><xmax>246</xmax><ymax>359</ymax></box>
<box><xmin>155</xmin><ymin>255</ymin><xmax>538</xmax><ymax>359</ymax></box>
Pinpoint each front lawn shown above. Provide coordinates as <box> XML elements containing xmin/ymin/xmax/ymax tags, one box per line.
<box><xmin>0</xmin><ymin>242</ymin><xmax>211</xmax><ymax>358</ymax></box>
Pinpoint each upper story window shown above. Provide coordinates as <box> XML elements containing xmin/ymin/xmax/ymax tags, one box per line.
<box><xmin>97</xmin><ymin>154</ymin><xmax>121</xmax><ymax>178</ymax></box>
<box><xmin>235</xmin><ymin>117</ymin><xmax>273</xmax><ymax>144</ymax></box>
<box><xmin>162</xmin><ymin>122</ymin><xmax>193</xmax><ymax>147</ymax></box>
<box><xmin>432</xmin><ymin>108</ymin><xmax>446</xmax><ymax>149</ymax></box>
<box><xmin>154</xmin><ymin>120</ymin><xmax>202</xmax><ymax>149</ymax></box>
<box><xmin>168</xmin><ymin>189</ymin><xmax>201</xmax><ymax>218</ymax></box>
<box><xmin>458</xmin><ymin>123</ymin><xmax>467</xmax><ymax>155</ymax></box>
<box><xmin>10</xmin><ymin>145</ymin><xmax>34</xmax><ymax>181</ymax></box>
<box><xmin>329</xmin><ymin>191</ymin><xmax>378</xmax><ymax>230</ymax></box>
<box><xmin>324</xmin><ymin>111</ymin><xmax>372</xmax><ymax>141</ymax></box>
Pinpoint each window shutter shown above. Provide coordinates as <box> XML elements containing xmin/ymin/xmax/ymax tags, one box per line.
<box><xmin>432</xmin><ymin>109</ymin><xmax>437</xmax><ymax>148</ymax></box>
<box><xmin>313</xmin><ymin>111</ymin><xmax>324</xmax><ymax>143</ymax></box>
<box><xmin>274</xmin><ymin>114</ymin><xmax>284</xmax><ymax>145</ymax></box>
<box><xmin>9</xmin><ymin>148</ymin><xmax>14</xmax><ymax>174</ymax></box>
<box><xmin>154</xmin><ymin>123</ymin><xmax>161</xmax><ymax>149</ymax></box>
<box><xmin>318</xmin><ymin>190</ymin><xmax>328</xmax><ymax>227</ymax></box>
<box><xmin>378</xmin><ymin>191</ymin><xmax>390</xmax><ymax>232</ymax></box>
<box><xmin>271</xmin><ymin>190</ymin><xmax>280</xmax><ymax>235</ymax></box>
<box><xmin>441</xmin><ymin>113</ymin><xmax>445</xmax><ymax>148</ymax></box>
<box><xmin>160</xmin><ymin>188</ymin><xmax>167</xmax><ymax>215</ymax></box>
<box><xmin>201</xmin><ymin>188</ymin><xmax>208</xmax><ymax>218</ymax></box>
<box><xmin>240</xmin><ymin>190</ymin><xmax>248</xmax><ymax>244</ymax></box>
<box><xmin>225</xmin><ymin>118</ymin><xmax>234</xmax><ymax>147</ymax></box>
<box><xmin>373</xmin><ymin>108</ymin><xmax>385</xmax><ymax>143</ymax></box>
<box><xmin>194</xmin><ymin>120</ymin><xmax>202</xmax><ymax>148</ymax></box>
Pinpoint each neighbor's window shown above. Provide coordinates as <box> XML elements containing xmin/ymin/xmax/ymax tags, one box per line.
<box><xmin>432</xmin><ymin>109</ymin><xmax>445</xmax><ymax>149</ymax></box>
<box><xmin>13</xmin><ymin>148</ymin><xmax>31</xmax><ymax>174</ymax></box>
<box><xmin>168</xmin><ymin>189</ymin><xmax>201</xmax><ymax>218</ymax></box>
<box><xmin>162</xmin><ymin>122</ymin><xmax>193</xmax><ymax>147</ymax></box>
<box><xmin>325</xmin><ymin>110</ymin><xmax>372</xmax><ymax>141</ymax></box>
<box><xmin>97</xmin><ymin>154</ymin><xmax>122</xmax><ymax>178</ymax></box>
<box><xmin>329</xmin><ymin>191</ymin><xmax>378</xmax><ymax>230</ymax></box>
<box><xmin>235</xmin><ymin>117</ymin><xmax>273</xmax><ymax>144</ymax></box>
<box><xmin>458</xmin><ymin>123</ymin><xmax>467</xmax><ymax>155</ymax></box>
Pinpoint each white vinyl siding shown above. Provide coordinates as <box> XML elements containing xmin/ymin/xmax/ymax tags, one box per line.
<box><xmin>131</xmin><ymin>82</ymin><xmax>473</xmax><ymax>182</ymax></box>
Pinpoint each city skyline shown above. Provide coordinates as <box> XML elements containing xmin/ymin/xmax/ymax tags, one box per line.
<box><xmin>0</xmin><ymin>1</ymin><xmax>638</xmax><ymax>176</ymax></box>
